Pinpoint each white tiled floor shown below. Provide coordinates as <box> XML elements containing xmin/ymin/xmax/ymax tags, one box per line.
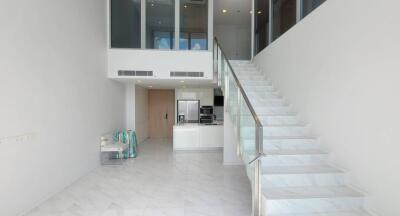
<box><xmin>25</xmin><ymin>139</ymin><xmax>251</xmax><ymax>216</ymax></box>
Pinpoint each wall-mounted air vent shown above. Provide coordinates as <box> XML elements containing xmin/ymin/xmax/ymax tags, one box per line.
<box><xmin>118</xmin><ymin>70</ymin><xmax>153</xmax><ymax>77</ymax></box>
<box><xmin>170</xmin><ymin>71</ymin><xmax>204</xmax><ymax>78</ymax></box>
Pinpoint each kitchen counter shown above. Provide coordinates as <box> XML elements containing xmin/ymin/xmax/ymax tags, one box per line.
<box><xmin>173</xmin><ymin>122</ymin><xmax>224</xmax><ymax>151</ymax></box>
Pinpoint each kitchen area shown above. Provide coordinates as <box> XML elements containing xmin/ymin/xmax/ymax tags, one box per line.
<box><xmin>173</xmin><ymin>88</ymin><xmax>224</xmax><ymax>151</ymax></box>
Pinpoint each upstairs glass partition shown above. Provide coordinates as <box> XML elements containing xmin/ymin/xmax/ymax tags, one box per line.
<box><xmin>146</xmin><ymin>0</ymin><xmax>175</xmax><ymax>49</ymax></box>
<box><xmin>109</xmin><ymin>0</ymin><xmax>209</xmax><ymax>50</ymax></box>
<box><xmin>254</xmin><ymin>0</ymin><xmax>327</xmax><ymax>54</ymax></box>
<box><xmin>301</xmin><ymin>0</ymin><xmax>326</xmax><ymax>18</ymax></box>
<box><xmin>272</xmin><ymin>0</ymin><xmax>297</xmax><ymax>41</ymax></box>
<box><xmin>180</xmin><ymin>0</ymin><xmax>208</xmax><ymax>50</ymax></box>
<box><xmin>254</xmin><ymin>0</ymin><xmax>270</xmax><ymax>54</ymax></box>
<box><xmin>110</xmin><ymin>0</ymin><xmax>141</xmax><ymax>48</ymax></box>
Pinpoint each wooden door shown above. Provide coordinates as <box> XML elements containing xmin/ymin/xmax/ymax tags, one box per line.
<box><xmin>148</xmin><ymin>90</ymin><xmax>175</xmax><ymax>139</ymax></box>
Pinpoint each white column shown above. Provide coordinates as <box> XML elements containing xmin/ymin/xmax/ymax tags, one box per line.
<box><xmin>125</xmin><ymin>83</ymin><xmax>136</xmax><ymax>130</ymax></box>
<box><xmin>208</xmin><ymin>0</ymin><xmax>214</xmax><ymax>51</ymax></box>
<box><xmin>175</xmin><ymin>0</ymin><xmax>180</xmax><ymax>50</ymax></box>
<box><xmin>141</xmin><ymin>0</ymin><xmax>146</xmax><ymax>49</ymax></box>
<box><xmin>251</xmin><ymin>0</ymin><xmax>255</xmax><ymax>59</ymax></box>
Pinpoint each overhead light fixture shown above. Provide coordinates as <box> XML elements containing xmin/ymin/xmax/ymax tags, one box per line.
<box><xmin>222</xmin><ymin>9</ymin><xmax>228</xmax><ymax>14</ymax></box>
<box><xmin>151</xmin><ymin>3</ymin><xmax>154</xmax><ymax>6</ymax></box>
<box><xmin>184</xmin><ymin>4</ymin><xmax>187</xmax><ymax>8</ymax></box>
<box><xmin>257</xmin><ymin>11</ymin><xmax>262</xmax><ymax>14</ymax></box>
<box><xmin>250</xmin><ymin>10</ymin><xmax>253</xmax><ymax>14</ymax></box>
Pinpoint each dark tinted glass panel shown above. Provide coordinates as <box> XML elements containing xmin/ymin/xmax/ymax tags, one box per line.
<box><xmin>272</xmin><ymin>0</ymin><xmax>296</xmax><ymax>41</ymax></box>
<box><xmin>302</xmin><ymin>0</ymin><xmax>326</xmax><ymax>18</ymax></box>
<box><xmin>254</xmin><ymin>0</ymin><xmax>270</xmax><ymax>54</ymax></box>
<box><xmin>180</xmin><ymin>0</ymin><xmax>208</xmax><ymax>50</ymax></box>
<box><xmin>111</xmin><ymin>0</ymin><xmax>141</xmax><ymax>48</ymax></box>
<box><xmin>146</xmin><ymin>0</ymin><xmax>175</xmax><ymax>49</ymax></box>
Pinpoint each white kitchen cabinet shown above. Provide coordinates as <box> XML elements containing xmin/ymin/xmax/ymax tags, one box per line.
<box><xmin>198</xmin><ymin>125</ymin><xmax>224</xmax><ymax>148</ymax></box>
<box><xmin>173</xmin><ymin>124</ymin><xmax>223</xmax><ymax>151</ymax></box>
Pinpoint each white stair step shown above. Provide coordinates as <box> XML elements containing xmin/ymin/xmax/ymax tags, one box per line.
<box><xmin>241</xmin><ymin>80</ymin><xmax>272</xmax><ymax>86</ymax></box>
<box><xmin>263</xmin><ymin>125</ymin><xmax>310</xmax><ymax>136</ymax></box>
<box><xmin>248</xmin><ymin>91</ymin><xmax>283</xmax><ymax>99</ymax></box>
<box><xmin>240</xmin><ymin>125</ymin><xmax>309</xmax><ymax>137</ymax></box>
<box><xmin>255</xmin><ymin>106</ymin><xmax>294</xmax><ymax>115</ymax></box>
<box><xmin>262</xmin><ymin>186</ymin><xmax>364</xmax><ymax>215</ymax></box>
<box><xmin>250</xmin><ymin>98</ymin><xmax>288</xmax><ymax>107</ymax></box>
<box><xmin>237</xmin><ymin>75</ymin><xmax>267</xmax><ymax>81</ymax></box>
<box><xmin>260</xmin><ymin>115</ymin><xmax>300</xmax><ymax>125</ymax></box>
<box><xmin>263</xmin><ymin>136</ymin><xmax>320</xmax><ymax>150</ymax></box>
<box><xmin>268</xmin><ymin>211</ymin><xmax>372</xmax><ymax>216</ymax></box>
<box><xmin>244</xmin><ymin>85</ymin><xmax>275</xmax><ymax>92</ymax></box>
<box><xmin>262</xmin><ymin>165</ymin><xmax>345</xmax><ymax>187</ymax></box>
<box><xmin>261</xmin><ymin>149</ymin><xmax>329</xmax><ymax>166</ymax></box>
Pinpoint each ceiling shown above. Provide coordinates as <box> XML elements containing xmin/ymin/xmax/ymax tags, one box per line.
<box><xmin>214</xmin><ymin>0</ymin><xmax>252</xmax><ymax>26</ymax></box>
<box><xmin>113</xmin><ymin>78</ymin><xmax>217</xmax><ymax>89</ymax></box>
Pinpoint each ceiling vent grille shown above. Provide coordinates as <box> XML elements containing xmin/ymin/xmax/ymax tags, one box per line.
<box><xmin>118</xmin><ymin>70</ymin><xmax>153</xmax><ymax>77</ymax></box>
<box><xmin>170</xmin><ymin>71</ymin><xmax>204</xmax><ymax>78</ymax></box>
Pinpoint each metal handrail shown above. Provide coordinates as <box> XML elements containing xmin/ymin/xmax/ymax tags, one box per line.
<box><xmin>214</xmin><ymin>37</ymin><xmax>264</xmax><ymax>163</ymax></box>
<box><xmin>214</xmin><ymin>37</ymin><xmax>264</xmax><ymax>216</ymax></box>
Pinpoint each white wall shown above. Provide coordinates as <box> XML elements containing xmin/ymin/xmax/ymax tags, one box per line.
<box><xmin>108</xmin><ymin>49</ymin><xmax>213</xmax><ymax>80</ymax></box>
<box><xmin>214</xmin><ymin>24</ymin><xmax>251</xmax><ymax>60</ymax></box>
<box><xmin>135</xmin><ymin>85</ymin><xmax>149</xmax><ymax>143</ymax></box>
<box><xmin>126</xmin><ymin>84</ymin><xmax>136</xmax><ymax>130</ymax></box>
<box><xmin>253</xmin><ymin>1</ymin><xmax>400</xmax><ymax>215</ymax></box>
<box><xmin>0</xmin><ymin>1</ymin><xmax>125</xmax><ymax>215</ymax></box>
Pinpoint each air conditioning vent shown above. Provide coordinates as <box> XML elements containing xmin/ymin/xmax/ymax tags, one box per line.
<box><xmin>118</xmin><ymin>70</ymin><xmax>153</xmax><ymax>77</ymax></box>
<box><xmin>170</xmin><ymin>71</ymin><xmax>204</xmax><ymax>78</ymax></box>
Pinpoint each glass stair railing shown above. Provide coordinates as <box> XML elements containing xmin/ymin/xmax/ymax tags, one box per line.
<box><xmin>214</xmin><ymin>38</ymin><xmax>265</xmax><ymax>216</ymax></box>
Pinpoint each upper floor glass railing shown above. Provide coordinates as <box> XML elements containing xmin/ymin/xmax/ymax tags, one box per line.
<box><xmin>214</xmin><ymin>38</ymin><xmax>264</xmax><ymax>216</ymax></box>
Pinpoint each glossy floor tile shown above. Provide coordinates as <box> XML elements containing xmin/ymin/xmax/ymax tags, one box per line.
<box><xmin>25</xmin><ymin>139</ymin><xmax>251</xmax><ymax>216</ymax></box>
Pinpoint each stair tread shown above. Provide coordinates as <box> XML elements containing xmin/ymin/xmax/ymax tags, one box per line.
<box><xmin>262</xmin><ymin>165</ymin><xmax>343</xmax><ymax>175</ymax></box>
<box><xmin>264</xmin><ymin>136</ymin><xmax>316</xmax><ymax>139</ymax></box>
<box><xmin>265</xmin><ymin>149</ymin><xmax>328</xmax><ymax>155</ymax></box>
<box><xmin>269</xmin><ymin>211</ymin><xmax>371</xmax><ymax>216</ymax></box>
<box><xmin>263</xmin><ymin>186</ymin><xmax>364</xmax><ymax>200</ymax></box>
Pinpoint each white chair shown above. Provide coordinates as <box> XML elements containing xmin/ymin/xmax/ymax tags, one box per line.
<box><xmin>100</xmin><ymin>134</ymin><xmax>128</xmax><ymax>165</ymax></box>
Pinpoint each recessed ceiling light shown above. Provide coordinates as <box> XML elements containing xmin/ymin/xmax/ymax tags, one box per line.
<box><xmin>184</xmin><ymin>4</ymin><xmax>187</xmax><ymax>8</ymax></box>
<box><xmin>222</xmin><ymin>9</ymin><xmax>228</xmax><ymax>14</ymax></box>
<box><xmin>250</xmin><ymin>10</ymin><xmax>253</xmax><ymax>14</ymax></box>
<box><xmin>151</xmin><ymin>3</ymin><xmax>154</xmax><ymax>6</ymax></box>
<box><xmin>257</xmin><ymin>10</ymin><xmax>262</xmax><ymax>14</ymax></box>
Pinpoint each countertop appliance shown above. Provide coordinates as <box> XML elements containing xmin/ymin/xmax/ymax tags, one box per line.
<box><xmin>200</xmin><ymin>106</ymin><xmax>214</xmax><ymax>124</ymax></box>
<box><xmin>177</xmin><ymin>100</ymin><xmax>200</xmax><ymax>123</ymax></box>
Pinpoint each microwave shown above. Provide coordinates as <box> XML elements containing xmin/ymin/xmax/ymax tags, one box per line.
<box><xmin>200</xmin><ymin>106</ymin><xmax>213</xmax><ymax>115</ymax></box>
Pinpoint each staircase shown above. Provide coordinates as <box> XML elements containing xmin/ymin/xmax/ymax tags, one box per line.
<box><xmin>223</xmin><ymin>60</ymin><xmax>372</xmax><ymax>216</ymax></box>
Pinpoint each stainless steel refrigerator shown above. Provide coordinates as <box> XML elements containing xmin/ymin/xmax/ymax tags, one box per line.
<box><xmin>177</xmin><ymin>100</ymin><xmax>200</xmax><ymax>123</ymax></box>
